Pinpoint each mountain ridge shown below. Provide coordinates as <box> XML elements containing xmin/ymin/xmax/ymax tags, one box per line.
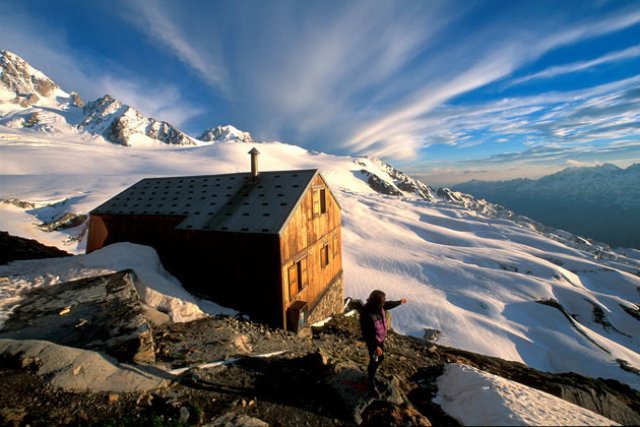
<box><xmin>1</xmin><ymin>50</ymin><xmax>220</xmax><ymax>147</ymax></box>
<box><xmin>80</xmin><ymin>94</ymin><xmax>196</xmax><ymax>146</ymax></box>
<box><xmin>454</xmin><ymin>163</ymin><xmax>640</xmax><ymax>248</ymax></box>
<box><xmin>199</xmin><ymin>124</ymin><xmax>255</xmax><ymax>143</ymax></box>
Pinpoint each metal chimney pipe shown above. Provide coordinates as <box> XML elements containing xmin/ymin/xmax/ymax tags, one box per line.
<box><xmin>249</xmin><ymin>147</ymin><xmax>260</xmax><ymax>180</ymax></box>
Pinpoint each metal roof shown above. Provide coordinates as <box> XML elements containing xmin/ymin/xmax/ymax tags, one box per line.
<box><xmin>90</xmin><ymin>169</ymin><xmax>320</xmax><ymax>234</ymax></box>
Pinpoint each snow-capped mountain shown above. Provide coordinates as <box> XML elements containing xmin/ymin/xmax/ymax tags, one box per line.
<box><xmin>1</xmin><ymin>50</ymin><xmax>195</xmax><ymax>147</ymax></box>
<box><xmin>1</xmin><ymin>51</ymin><xmax>640</xmax><ymax>397</ymax></box>
<box><xmin>0</xmin><ymin>50</ymin><xmax>83</xmax><ymax>112</ymax></box>
<box><xmin>80</xmin><ymin>95</ymin><xmax>195</xmax><ymax>147</ymax></box>
<box><xmin>360</xmin><ymin>157</ymin><xmax>435</xmax><ymax>200</ymax></box>
<box><xmin>199</xmin><ymin>124</ymin><xmax>255</xmax><ymax>143</ymax></box>
<box><xmin>0</xmin><ymin>50</ymin><xmax>60</xmax><ymax>107</ymax></box>
<box><xmin>454</xmin><ymin>164</ymin><xmax>640</xmax><ymax>248</ymax></box>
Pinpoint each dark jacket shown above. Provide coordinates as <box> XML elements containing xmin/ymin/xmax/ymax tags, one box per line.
<box><xmin>360</xmin><ymin>300</ymin><xmax>402</xmax><ymax>350</ymax></box>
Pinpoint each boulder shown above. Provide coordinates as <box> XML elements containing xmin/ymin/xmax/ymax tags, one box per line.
<box><xmin>0</xmin><ymin>231</ymin><xmax>71</xmax><ymax>265</ymax></box>
<box><xmin>0</xmin><ymin>338</ymin><xmax>167</xmax><ymax>392</ymax></box>
<box><xmin>0</xmin><ymin>270</ymin><xmax>155</xmax><ymax>363</ymax></box>
<box><xmin>325</xmin><ymin>368</ymin><xmax>405</xmax><ymax>424</ymax></box>
<box><xmin>423</xmin><ymin>328</ymin><xmax>441</xmax><ymax>342</ymax></box>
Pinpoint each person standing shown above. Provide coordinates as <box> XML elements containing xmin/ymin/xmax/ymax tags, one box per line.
<box><xmin>359</xmin><ymin>289</ymin><xmax>407</xmax><ymax>396</ymax></box>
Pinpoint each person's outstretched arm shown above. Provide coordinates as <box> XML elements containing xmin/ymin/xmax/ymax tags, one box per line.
<box><xmin>383</xmin><ymin>298</ymin><xmax>407</xmax><ymax>310</ymax></box>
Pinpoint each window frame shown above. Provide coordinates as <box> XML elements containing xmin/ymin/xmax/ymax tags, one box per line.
<box><xmin>288</xmin><ymin>254</ymin><xmax>309</xmax><ymax>300</ymax></box>
<box><xmin>320</xmin><ymin>188</ymin><xmax>327</xmax><ymax>214</ymax></box>
<box><xmin>320</xmin><ymin>241</ymin><xmax>330</xmax><ymax>269</ymax></box>
<box><xmin>313</xmin><ymin>186</ymin><xmax>327</xmax><ymax>217</ymax></box>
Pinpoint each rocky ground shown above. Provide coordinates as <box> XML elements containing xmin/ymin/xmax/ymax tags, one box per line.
<box><xmin>1</xmin><ymin>236</ymin><xmax>639</xmax><ymax>426</ymax></box>
<box><xmin>2</xmin><ymin>307</ymin><xmax>640</xmax><ymax>426</ymax></box>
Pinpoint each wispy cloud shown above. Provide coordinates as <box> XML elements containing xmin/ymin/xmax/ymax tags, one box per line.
<box><xmin>511</xmin><ymin>44</ymin><xmax>640</xmax><ymax>85</ymax></box>
<box><xmin>411</xmin><ymin>137</ymin><xmax>640</xmax><ymax>187</ymax></box>
<box><xmin>534</xmin><ymin>5</ymin><xmax>640</xmax><ymax>55</ymax></box>
<box><xmin>117</xmin><ymin>1</ymin><xmax>471</xmax><ymax>148</ymax></box>
<box><xmin>403</xmin><ymin>75</ymin><xmax>640</xmax><ymax>185</ymax></box>
<box><xmin>122</xmin><ymin>1</ymin><xmax>228</xmax><ymax>94</ymax></box>
<box><xmin>346</xmin><ymin>54</ymin><xmax>516</xmax><ymax>158</ymax></box>
<box><xmin>342</xmin><ymin>4</ymin><xmax>640</xmax><ymax>159</ymax></box>
<box><xmin>436</xmin><ymin>77</ymin><xmax>639</xmax><ymax>149</ymax></box>
<box><xmin>229</xmin><ymin>2</ymin><xmax>461</xmax><ymax>145</ymax></box>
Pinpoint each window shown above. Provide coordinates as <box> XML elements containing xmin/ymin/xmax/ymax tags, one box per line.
<box><xmin>320</xmin><ymin>188</ymin><xmax>327</xmax><ymax>214</ymax></box>
<box><xmin>288</xmin><ymin>256</ymin><xmax>308</xmax><ymax>299</ymax></box>
<box><xmin>320</xmin><ymin>242</ymin><xmax>330</xmax><ymax>269</ymax></box>
<box><xmin>313</xmin><ymin>187</ymin><xmax>327</xmax><ymax>216</ymax></box>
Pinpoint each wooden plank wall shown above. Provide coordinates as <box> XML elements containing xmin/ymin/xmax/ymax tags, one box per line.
<box><xmin>280</xmin><ymin>174</ymin><xmax>342</xmax><ymax>313</ymax></box>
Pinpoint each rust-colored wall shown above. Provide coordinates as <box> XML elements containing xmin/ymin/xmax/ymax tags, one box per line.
<box><xmin>86</xmin><ymin>213</ymin><xmax>285</xmax><ymax>327</ymax></box>
<box><xmin>86</xmin><ymin>214</ymin><xmax>187</xmax><ymax>253</ymax></box>
<box><xmin>174</xmin><ymin>230</ymin><xmax>284</xmax><ymax>327</ymax></box>
<box><xmin>280</xmin><ymin>174</ymin><xmax>342</xmax><ymax>328</ymax></box>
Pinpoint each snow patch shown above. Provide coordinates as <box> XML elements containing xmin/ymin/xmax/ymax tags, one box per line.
<box><xmin>0</xmin><ymin>243</ymin><xmax>237</xmax><ymax>327</ymax></box>
<box><xmin>434</xmin><ymin>363</ymin><xmax>620</xmax><ymax>426</ymax></box>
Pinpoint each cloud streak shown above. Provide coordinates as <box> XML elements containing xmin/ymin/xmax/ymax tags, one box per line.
<box><xmin>422</xmin><ymin>76</ymin><xmax>640</xmax><ymax>148</ymax></box>
<box><xmin>122</xmin><ymin>1</ymin><xmax>228</xmax><ymax>95</ymax></box>
<box><xmin>340</xmin><ymin>4</ymin><xmax>640</xmax><ymax>159</ymax></box>
<box><xmin>512</xmin><ymin>44</ymin><xmax>640</xmax><ymax>85</ymax></box>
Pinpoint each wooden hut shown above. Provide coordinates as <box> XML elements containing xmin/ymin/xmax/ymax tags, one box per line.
<box><xmin>86</xmin><ymin>149</ymin><xmax>343</xmax><ymax>331</ymax></box>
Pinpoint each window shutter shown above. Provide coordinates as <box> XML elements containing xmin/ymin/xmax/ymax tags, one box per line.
<box><xmin>299</xmin><ymin>257</ymin><xmax>308</xmax><ymax>289</ymax></box>
<box><xmin>288</xmin><ymin>264</ymin><xmax>298</xmax><ymax>299</ymax></box>
<box><xmin>313</xmin><ymin>189</ymin><xmax>320</xmax><ymax>216</ymax></box>
<box><xmin>320</xmin><ymin>188</ymin><xmax>327</xmax><ymax>213</ymax></box>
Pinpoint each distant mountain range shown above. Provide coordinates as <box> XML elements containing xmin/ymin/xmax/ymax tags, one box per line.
<box><xmin>0</xmin><ymin>50</ymin><xmax>254</xmax><ymax>146</ymax></box>
<box><xmin>454</xmin><ymin>164</ymin><xmax>640</xmax><ymax>248</ymax></box>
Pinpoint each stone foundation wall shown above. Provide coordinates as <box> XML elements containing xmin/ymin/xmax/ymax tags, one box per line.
<box><xmin>308</xmin><ymin>273</ymin><xmax>344</xmax><ymax>325</ymax></box>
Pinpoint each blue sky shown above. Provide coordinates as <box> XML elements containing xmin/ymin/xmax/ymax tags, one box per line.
<box><xmin>1</xmin><ymin>0</ymin><xmax>639</xmax><ymax>186</ymax></box>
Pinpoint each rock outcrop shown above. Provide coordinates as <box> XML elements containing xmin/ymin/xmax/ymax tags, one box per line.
<box><xmin>0</xmin><ymin>231</ymin><xmax>71</xmax><ymax>265</ymax></box>
<box><xmin>80</xmin><ymin>95</ymin><xmax>195</xmax><ymax>147</ymax></box>
<box><xmin>199</xmin><ymin>125</ymin><xmax>255</xmax><ymax>143</ymax></box>
<box><xmin>0</xmin><ymin>267</ymin><xmax>638</xmax><ymax>425</ymax></box>
<box><xmin>371</xmin><ymin>158</ymin><xmax>435</xmax><ymax>201</ymax></box>
<box><xmin>0</xmin><ymin>50</ymin><xmax>58</xmax><ymax>106</ymax></box>
<box><xmin>1</xmin><ymin>300</ymin><xmax>638</xmax><ymax>425</ymax></box>
<box><xmin>0</xmin><ymin>270</ymin><xmax>155</xmax><ymax>363</ymax></box>
<box><xmin>361</xmin><ymin>170</ymin><xmax>403</xmax><ymax>196</ymax></box>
